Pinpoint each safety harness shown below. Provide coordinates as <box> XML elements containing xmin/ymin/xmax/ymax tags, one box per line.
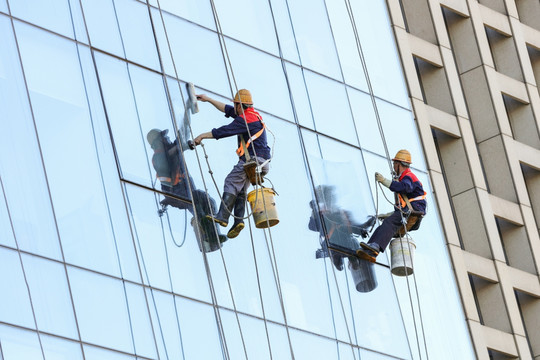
<box><xmin>394</xmin><ymin>169</ymin><xmax>427</xmax><ymax>237</ymax></box>
<box><xmin>235</xmin><ymin>108</ymin><xmax>268</xmax><ymax>185</ymax></box>
<box><xmin>235</xmin><ymin>108</ymin><xmax>266</xmax><ymax>157</ymax></box>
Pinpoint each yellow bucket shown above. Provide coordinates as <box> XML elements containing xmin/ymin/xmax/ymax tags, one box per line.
<box><xmin>247</xmin><ymin>188</ymin><xmax>279</xmax><ymax>228</ymax></box>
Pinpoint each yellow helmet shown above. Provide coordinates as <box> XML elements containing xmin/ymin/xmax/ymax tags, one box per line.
<box><xmin>392</xmin><ymin>149</ymin><xmax>412</xmax><ymax>164</ymax></box>
<box><xmin>147</xmin><ymin>129</ymin><xmax>162</xmax><ymax>144</ymax></box>
<box><xmin>233</xmin><ymin>89</ymin><xmax>253</xmax><ymax>105</ymax></box>
<box><xmin>147</xmin><ymin>129</ymin><xmax>167</xmax><ymax>145</ymax></box>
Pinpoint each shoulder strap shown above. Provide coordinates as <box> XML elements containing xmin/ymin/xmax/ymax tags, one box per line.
<box><xmin>240</xmin><ymin>137</ymin><xmax>251</xmax><ymax>161</ymax></box>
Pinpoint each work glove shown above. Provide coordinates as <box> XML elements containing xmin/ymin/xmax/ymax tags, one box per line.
<box><xmin>375</xmin><ymin>172</ymin><xmax>392</xmax><ymax>188</ymax></box>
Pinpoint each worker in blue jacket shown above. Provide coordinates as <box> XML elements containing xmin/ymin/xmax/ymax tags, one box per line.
<box><xmin>357</xmin><ymin>150</ymin><xmax>427</xmax><ymax>262</ymax></box>
<box><xmin>193</xmin><ymin>89</ymin><xmax>271</xmax><ymax>239</ymax></box>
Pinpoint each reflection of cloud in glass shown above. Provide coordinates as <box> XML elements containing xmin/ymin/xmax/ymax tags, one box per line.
<box><xmin>282</xmin><ymin>282</ymin><xmax>308</xmax><ymax>330</ymax></box>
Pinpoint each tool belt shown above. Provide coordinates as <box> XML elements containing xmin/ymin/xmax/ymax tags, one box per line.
<box><xmin>394</xmin><ymin>195</ymin><xmax>424</xmax><ymax>237</ymax></box>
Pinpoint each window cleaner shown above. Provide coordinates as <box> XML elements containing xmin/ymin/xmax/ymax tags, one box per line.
<box><xmin>191</xmin><ymin>89</ymin><xmax>276</xmax><ymax>238</ymax></box>
<box><xmin>356</xmin><ymin>149</ymin><xmax>427</xmax><ymax>263</ymax></box>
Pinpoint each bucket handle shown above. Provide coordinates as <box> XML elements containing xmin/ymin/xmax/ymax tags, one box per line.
<box><xmin>261</xmin><ymin>177</ymin><xmax>278</xmax><ymax>196</ymax></box>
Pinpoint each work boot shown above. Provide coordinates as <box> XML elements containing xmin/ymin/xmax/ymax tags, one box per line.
<box><xmin>315</xmin><ymin>248</ymin><xmax>329</xmax><ymax>259</ymax></box>
<box><xmin>192</xmin><ymin>217</ymin><xmax>227</xmax><ymax>253</ymax></box>
<box><xmin>207</xmin><ymin>192</ymin><xmax>236</xmax><ymax>227</ymax></box>
<box><xmin>227</xmin><ymin>192</ymin><xmax>246</xmax><ymax>239</ymax></box>
<box><xmin>356</xmin><ymin>242</ymin><xmax>380</xmax><ymax>263</ymax></box>
<box><xmin>331</xmin><ymin>252</ymin><xmax>344</xmax><ymax>271</ymax></box>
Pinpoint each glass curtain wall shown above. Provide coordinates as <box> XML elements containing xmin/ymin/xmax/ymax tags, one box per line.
<box><xmin>0</xmin><ymin>0</ymin><xmax>475</xmax><ymax>359</ymax></box>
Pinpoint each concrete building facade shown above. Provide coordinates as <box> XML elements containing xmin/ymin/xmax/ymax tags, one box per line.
<box><xmin>387</xmin><ymin>0</ymin><xmax>540</xmax><ymax>358</ymax></box>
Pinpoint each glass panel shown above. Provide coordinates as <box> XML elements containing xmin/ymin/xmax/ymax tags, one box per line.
<box><xmin>80</xmin><ymin>0</ymin><xmax>123</xmax><ymax>57</ymax></box>
<box><xmin>69</xmin><ymin>266</ymin><xmax>134</xmax><ymax>354</ymax></box>
<box><xmin>266</xmin><ymin>322</ymin><xmax>293</xmax><ymax>359</ymax></box>
<box><xmin>338</xmin><ymin>342</ymin><xmax>358</xmax><ymax>360</ymax></box>
<box><xmin>362</xmin><ymin>152</ymin><xmax>397</xmax><ymax>224</ymax></box>
<box><xmin>289</xmin><ymin>329</ymin><xmax>338</xmax><ymax>358</ymax></box>
<box><xmin>267</xmin><ymin>0</ymin><xmax>300</xmax><ymax>63</ymax></box>
<box><xmin>84</xmin><ymin>345</ymin><xmax>136</xmax><ymax>360</ymax></box>
<box><xmin>15</xmin><ymin>21</ymin><xmax>123</xmax><ymax>276</ymax></box>
<box><xmin>68</xmin><ymin>0</ymin><xmax>89</xmax><ymax>43</ymax></box>
<box><xmin>0</xmin><ymin>248</ymin><xmax>35</xmax><ymax>329</ymax></box>
<box><xmin>0</xmin><ymin>1</ymin><xmax>7</xmax><ymax>13</ymax></box>
<box><xmin>222</xmin><ymin>38</ymin><xmax>293</xmax><ymax>121</ymax></box>
<box><xmin>348</xmin><ymin>0</ymin><xmax>409</xmax><ymax>107</ymax></box>
<box><xmin>0</xmin><ymin>184</ymin><xmax>16</xmax><ymax>248</ymax></box>
<box><xmin>303</xmin><ymin>132</ymin><xmax>375</xmax><ymax>226</ymax></box>
<box><xmin>213</xmin><ymin>0</ymin><xmax>279</xmax><ymax>55</ymax></box>
<box><xmin>175</xmin><ymin>297</ymin><xmax>223</xmax><ymax>360</ymax></box>
<box><xmin>94</xmin><ymin>52</ymin><xmax>160</xmax><ymax>186</ymax></box>
<box><xmin>304</xmin><ymin>71</ymin><xmax>359</xmax><ymax>146</ymax></box>
<box><xmin>21</xmin><ymin>254</ymin><xmax>78</xmax><ymax>339</ymax></box>
<box><xmin>283</xmin><ymin>63</ymin><xmax>315</xmax><ymax>128</ymax></box>
<box><xmin>360</xmin><ymin>348</ymin><xmax>404</xmax><ymax>359</ymax></box>
<box><xmin>124</xmin><ymin>182</ymin><xmax>214</xmax><ymax>302</ymax></box>
<box><xmin>302</xmin><ymin>132</ymin><xmax>381</xmax><ymax>342</ymax></box>
<box><xmin>41</xmin><ymin>334</ymin><xmax>84</xmax><ymax>360</ymax></box>
<box><xmin>349</xmin><ymin>264</ymin><xmax>412</xmax><ymax>358</ymax></box>
<box><xmin>0</xmin><ymin>325</ymin><xmax>42</xmax><ymax>360</ymax></box>
<box><xmin>239</xmin><ymin>313</ymin><xmax>272</xmax><ymax>359</ymax></box>
<box><xmin>218</xmin><ymin>308</ymin><xmax>248</xmax><ymax>360</ymax></box>
<box><xmin>348</xmin><ymin>88</ymin><xmax>385</xmax><ymax>154</ymax></box>
<box><xmin>124</xmin><ymin>283</ymin><xmax>158</xmax><ymax>359</ymax></box>
<box><xmin>285</xmin><ymin>0</ymin><xmax>341</xmax><ymax>80</ymax></box>
<box><xmin>8</xmin><ymin>0</ymin><xmax>75</xmax><ymax>39</ymax></box>
<box><xmin>114</xmin><ymin>0</ymin><xmax>160</xmax><ymax>70</ymax></box>
<box><xmin>0</xmin><ymin>17</ymin><xmax>62</xmax><ymax>260</ymax></box>
<box><xmin>76</xmin><ymin>44</ymin><xmax>141</xmax><ymax>282</ymax></box>
<box><xmin>145</xmin><ymin>290</ymin><xmax>212</xmax><ymax>360</ymax></box>
<box><xmin>324</xmin><ymin>0</ymin><xmax>368</xmax><ymax>92</ymax></box>
<box><xmin>377</xmin><ymin>99</ymin><xmax>427</xmax><ymax>172</ymax></box>
<box><xmin>149</xmin><ymin>0</ymin><xmax>216</xmax><ymax>30</ymax></box>
<box><xmin>151</xmin><ymin>9</ymin><xmax>229</xmax><ymax>94</ymax></box>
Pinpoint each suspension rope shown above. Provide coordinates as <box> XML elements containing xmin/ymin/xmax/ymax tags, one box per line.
<box><xmin>267</xmin><ymin>0</ymin><xmax>363</xmax><ymax>357</ymax></box>
<box><xmin>342</xmin><ymin>0</ymin><xmax>393</xmax><ymax>175</ymax></box>
<box><xmin>145</xmin><ymin>1</ymin><xmax>290</xmax><ymax>358</ymax></box>
<box><xmin>158</xmin><ymin>202</ymin><xmax>187</xmax><ymax>360</ymax></box>
<box><xmin>245</xmin><ymin>219</ymin><xmax>275</xmax><ymax>359</ymax></box>
<box><xmin>144</xmin><ymin>2</ymin><xmax>236</xmax><ymax>359</ymax></box>
<box><xmin>192</xmin><ymin>1</ymin><xmax>300</xmax><ymax>358</ymax></box>
<box><xmin>375</xmin><ymin>171</ymin><xmax>429</xmax><ymax>359</ymax></box>
<box><xmin>342</xmin><ymin>0</ymin><xmax>430</xmax><ymax>358</ymax></box>
<box><xmin>125</xmin><ymin>190</ymin><xmax>174</xmax><ymax>360</ymax></box>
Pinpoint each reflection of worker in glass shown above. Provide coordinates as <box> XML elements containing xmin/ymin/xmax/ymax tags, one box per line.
<box><xmin>146</xmin><ymin>128</ymin><xmax>227</xmax><ymax>247</ymax></box>
<box><xmin>357</xmin><ymin>150</ymin><xmax>427</xmax><ymax>262</ymax></box>
<box><xmin>308</xmin><ymin>185</ymin><xmax>374</xmax><ymax>271</ymax></box>
<box><xmin>192</xmin><ymin>89</ymin><xmax>271</xmax><ymax>239</ymax></box>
